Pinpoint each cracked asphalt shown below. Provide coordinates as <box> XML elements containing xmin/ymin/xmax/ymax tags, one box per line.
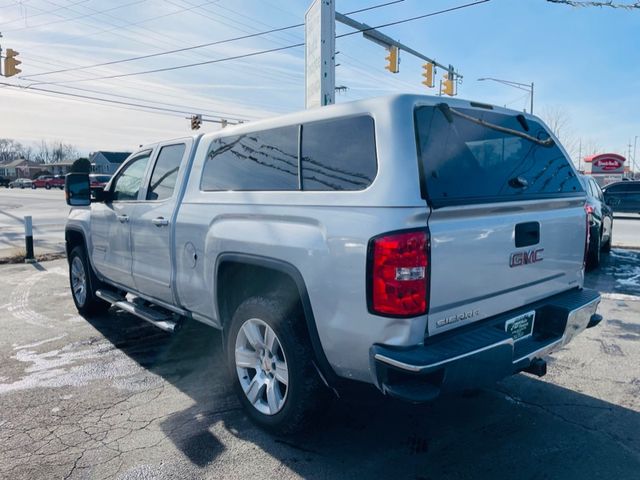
<box><xmin>0</xmin><ymin>254</ymin><xmax>639</xmax><ymax>479</ymax></box>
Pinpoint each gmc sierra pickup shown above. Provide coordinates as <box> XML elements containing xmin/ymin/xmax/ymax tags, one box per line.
<box><xmin>65</xmin><ymin>94</ymin><xmax>602</xmax><ymax>434</ymax></box>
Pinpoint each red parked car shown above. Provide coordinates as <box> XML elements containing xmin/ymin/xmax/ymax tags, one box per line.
<box><xmin>89</xmin><ymin>174</ymin><xmax>111</xmax><ymax>189</ymax></box>
<box><xmin>32</xmin><ymin>175</ymin><xmax>56</xmax><ymax>189</ymax></box>
<box><xmin>50</xmin><ymin>175</ymin><xmax>65</xmax><ymax>189</ymax></box>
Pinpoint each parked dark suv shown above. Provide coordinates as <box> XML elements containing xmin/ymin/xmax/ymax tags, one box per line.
<box><xmin>581</xmin><ymin>175</ymin><xmax>613</xmax><ymax>269</ymax></box>
<box><xmin>602</xmin><ymin>181</ymin><xmax>640</xmax><ymax>214</ymax></box>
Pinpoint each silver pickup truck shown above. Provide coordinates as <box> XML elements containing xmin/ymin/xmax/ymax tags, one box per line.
<box><xmin>65</xmin><ymin>94</ymin><xmax>602</xmax><ymax>434</ymax></box>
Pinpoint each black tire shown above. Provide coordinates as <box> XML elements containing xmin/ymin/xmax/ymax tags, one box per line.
<box><xmin>602</xmin><ymin>223</ymin><xmax>613</xmax><ymax>252</ymax></box>
<box><xmin>226</xmin><ymin>295</ymin><xmax>330</xmax><ymax>435</ymax></box>
<box><xmin>68</xmin><ymin>246</ymin><xmax>110</xmax><ymax>316</ymax></box>
<box><xmin>31</xmin><ymin>184</ymin><xmax>36</xmax><ymax>189</ymax></box>
<box><xmin>45</xmin><ymin>184</ymin><xmax>51</xmax><ymax>190</ymax></box>
<box><xmin>586</xmin><ymin>228</ymin><xmax>601</xmax><ymax>270</ymax></box>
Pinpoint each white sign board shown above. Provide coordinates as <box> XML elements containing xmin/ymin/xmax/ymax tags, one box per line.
<box><xmin>305</xmin><ymin>0</ymin><xmax>335</xmax><ymax>109</ymax></box>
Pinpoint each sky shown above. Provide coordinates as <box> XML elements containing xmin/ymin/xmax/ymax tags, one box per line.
<box><xmin>0</xmin><ymin>0</ymin><xmax>638</xmax><ymax>165</ymax></box>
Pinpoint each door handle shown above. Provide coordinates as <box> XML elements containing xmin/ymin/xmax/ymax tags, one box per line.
<box><xmin>152</xmin><ymin>217</ymin><xmax>169</xmax><ymax>227</ymax></box>
<box><xmin>117</xmin><ymin>214</ymin><xmax>129</xmax><ymax>223</ymax></box>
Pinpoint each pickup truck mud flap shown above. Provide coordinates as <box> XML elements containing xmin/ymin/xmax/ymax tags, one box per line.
<box><xmin>370</xmin><ymin>288</ymin><xmax>601</xmax><ymax>403</ymax></box>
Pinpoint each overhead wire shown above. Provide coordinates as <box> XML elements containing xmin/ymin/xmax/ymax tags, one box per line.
<box><xmin>21</xmin><ymin>0</ymin><xmax>409</xmax><ymax>79</ymax></box>
<box><xmin>23</xmin><ymin>0</ymin><xmax>490</xmax><ymax>86</ymax></box>
<box><xmin>3</xmin><ymin>0</ymin><xmax>149</xmax><ymax>32</ymax></box>
<box><xmin>0</xmin><ymin>0</ymin><xmax>92</xmax><ymax>26</ymax></box>
<box><xmin>0</xmin><ymin>80</ymin><xmax>251</xmax><ymax>121</ymax></box>
<box><xmin>18</xmin><ymin>0</ymin><xmax>305</xmax><ymax>87</ymax></box>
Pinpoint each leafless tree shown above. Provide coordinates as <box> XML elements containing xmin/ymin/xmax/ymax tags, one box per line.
<box><xmin>20</xmin><ymin>145</ymin><xmax>34</xmax><ymax>161</ymax></box>
<box><xmin>539</xmin><ymin>105</ymin><xmax>579</xmax><ymax>161</ymax></box>
<box><xmin>36</xmin><ymin>140</ymin><xmax>79</xmax><ymax>164</ymax></box>
<box><xmin>547</xmin><ymin>0</ymin><xmax>640</xmax><ymax>8</ymax></box>
<box><xmin>0</xmin><ymin>138</ymin><xmax>23</xmax><ymax>163</ymax></box>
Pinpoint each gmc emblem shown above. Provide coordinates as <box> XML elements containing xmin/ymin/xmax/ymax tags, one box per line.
<box><xmin>510</xmin><ymin>248</ymin><xmax>544</xmax><ymax>267</ymax></box>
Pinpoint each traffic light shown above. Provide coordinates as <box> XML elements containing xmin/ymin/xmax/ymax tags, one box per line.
<box><xmin>4</xmin><ymin>48</ymin><xmax>21</xmax><ymax>77</ymax></box>
<box><xmin>441</xmin><ymin>72</ymin><xmax>455</xmax><ymax>96</ymax></box>
<box><xmin>422</xmin><ymin>63</ymin><xmax>434</xmax><ymax>88</ymax></box>
<box><xmin>385</xmin><ymin>46</ymin><xmax>399</xmax><ymax>74</ymax></box>
<box><xmin>190</xmin><ymin>114</ymin><xmax>202</xmax><ymax>130</ymax></box>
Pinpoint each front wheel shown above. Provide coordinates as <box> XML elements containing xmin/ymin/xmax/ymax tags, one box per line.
<box><xmin>31</xmin><ymin>184</ymin><xmax>36</xmax><ymax>189</ymax></box>
<box><xmin>227</xmin><ymin>295</ymin><xmax>330</xmax><ymax>435</ymax></box>
<box><xmin>45</xmin><ymin>184</ymin><xmax>51</xmax><ymax>190</ymax></box>
<box><xmin>69</xmin><ymin>246</ymin><xmax>109</xmax><ymax>316</ymax></box>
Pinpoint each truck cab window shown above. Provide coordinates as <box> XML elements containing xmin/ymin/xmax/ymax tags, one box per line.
<box><xmin>146</xmin><ymin>144</ymin><xmax>185</xmax><ymax>201</ymax></box>
<box><xmin>112</xmin><ymin>153</ymin><xmax>151</xmax><ymax>201</ymax></box>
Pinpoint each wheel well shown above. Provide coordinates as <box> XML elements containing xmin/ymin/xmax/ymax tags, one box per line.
<box><xmin>65</xmin><ymin>229</ymin><xmax>86</xmax><ymax>257</ymax></box>
<box><xmin>217</xmin><ymin>261</ymin><xmax>303</xmax><ymax>329</ymax></box>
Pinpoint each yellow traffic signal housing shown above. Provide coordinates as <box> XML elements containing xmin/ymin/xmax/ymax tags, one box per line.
<box><xmin>441</xmin><ymin>73</ymin><xmax>455</xmax><ymax>96</ymax></box>
<box><xmin>190</xmin><ymin>114</ymin><xmax>202</xmax><ymax>130</ymax></box>
<box><xmin>4</xmin><ymin>48</ymin><xmax>22</xmax><ymax>77</ymax></box>
<box><xmin>422</xmin><ymin>63</ymin><xmax>434</xmax><ymax>88</ymax></box>
<box><xmin>385</xmin><ymin>46</ymin><xmax>399</xmax><ymax>74</ymax></box>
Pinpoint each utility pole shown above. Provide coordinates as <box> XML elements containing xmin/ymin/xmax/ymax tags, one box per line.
<box><xmin>304</xmin><ymin>2</ymin><xmax>464</xmax><ymax>108</ymax></box>
<box><xmin>305</xmin><ymin>0</ymin><xmax>335</xmax><ymax>108</ymax></box>
<box><xmin>578</xmin><ymin>138</ymin><xmax>582</xmax><ymax>172</ymax></box>
<box><xmin>634</xmin><ymin>135</ymin><xmax>638</xmax><ymax>176</ymax></box>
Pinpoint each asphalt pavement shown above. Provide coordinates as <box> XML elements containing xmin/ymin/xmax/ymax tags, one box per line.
<box><xmin>0</xmin><ymin>188</ymin><xmax>67</xmax><ymax>259</ymax></box>
<box><xmin>0</xmin><ymin>254</ymin><xmax>639</xmax><ymax>479</ymax></box>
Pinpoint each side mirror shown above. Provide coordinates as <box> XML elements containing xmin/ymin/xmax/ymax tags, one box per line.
<box><xmin>65</xmin><ymin>173</ymin><xmax>91</xmax><ymax>206</ymax></box>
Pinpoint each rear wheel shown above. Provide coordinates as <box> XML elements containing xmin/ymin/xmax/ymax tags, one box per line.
<box><xmin>45</xmin><ymin>184</ymin><xmax>51</xmax><ymax>190</ymax></box>
<box><xmin>31</xmin><ymin>184</ymin><xmax>36</xmax><ymax>189</ymax></box>
<box><xmin>227</xmin><ymin>295</ymin><xmax>330</xmax><ymax>435</ymax></box>
<box><xmin>586</xmin><ymin>227</ymin><xmax>601</xmax><ymax>270</ymax></box>
<box><xmin>69</xmin><ymin>246</ymin><xmax>109</xmax><ymax>315</ymax></box>
<box><xmin>602</xmin><ymin>223</ymin><xmax>613</xmax><ymax>252</ymax></box>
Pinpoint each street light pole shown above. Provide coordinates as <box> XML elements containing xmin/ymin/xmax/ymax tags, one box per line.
<box><xmin>478</xmin><ymin>77</ymin><xmax>535</xmax><ymax>114</ymax></box>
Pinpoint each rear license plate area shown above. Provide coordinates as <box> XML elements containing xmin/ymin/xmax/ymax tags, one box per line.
<box><xmin>505</xmin><ymin>311</ymin><xmax>535</xmax><ymax>341</ymax></box>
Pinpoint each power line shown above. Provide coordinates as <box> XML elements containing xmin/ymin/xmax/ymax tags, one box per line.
<box><xmin>18</xmin><ymin>0</ymin><xmax>224</xmax><ymax>57</ymax></box>
<box><xmin>21</xmin><ymin>0</ymin><xmax>408</xmax><ymax>80</ymax></box>
<box><xmin>52</xmin><ymin>83</ymin><xmax>264</xmax><ymax>119</ymax></box>
<box><xmin>346</xmin><ymin>0</ymin><xmax>406</xmax><ymax>15</ymax></box>
<box><xmin>19</xmin><ymin>2</ymin><xmax>305</xmax><ymax>89</ymax></box>
<box><xmin>0</xmin><ymin>0</ymin><xmax>32</xmax><ymax>9</ymax></box>
<box><xmin>336</xmin><ymin>0</ymin><xmax>491</xmax><ymax>39</ymax></box>
<box><xmin>4</xmin><ymin>0</ymin><xmax>149</xmax><ymax>33</ymax></box>
<box><xmin>21</xmin><ymin>23</ymin><xmax>305</xmax><ymax>79</ymax></box>
<box><xmin>0</xmin><ymin>0</ymin><xmax>92</xmax><ymax>26</ymax></box>
<box><xmin>0</xmin><ymin>81</ymin><xmax>249</xmax><ymax>121</ymax></box>
<box><xmin>25</xmin><ymin>0</ymin><xmax>489</xmax><ymax>85</ymax></box>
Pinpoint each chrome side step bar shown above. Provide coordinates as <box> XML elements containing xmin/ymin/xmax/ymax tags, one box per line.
<box><xmin>96</xmin><ymin>289</ymin><xmax>180</xmax><ymax>333</ymax></box>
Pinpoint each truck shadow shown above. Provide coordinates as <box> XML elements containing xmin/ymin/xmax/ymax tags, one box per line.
<box><xmin>83</xmin><ymin>312</ymin><xmax>640</xmax><ymax>480</ymax></box>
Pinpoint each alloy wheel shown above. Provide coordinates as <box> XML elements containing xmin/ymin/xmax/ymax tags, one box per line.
<box><xmin>71</xmin><ymin>256</ymin><xmax>87</xmax><ymax>307</ymax></box>
<box><xmin>235</xmin><ymin>318</ymin><xmax>289</xmax><ymax>415</ymax></box>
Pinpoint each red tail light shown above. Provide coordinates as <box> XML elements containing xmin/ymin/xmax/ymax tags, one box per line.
<box><xmin>368</xmin><ymin>229</ymin><xmax>429</xmax><ymax>316</ymax></box>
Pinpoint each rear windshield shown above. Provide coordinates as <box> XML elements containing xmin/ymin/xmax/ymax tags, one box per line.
<box><xmin>414</xmin><ymin>106</ymin><xmax>583</xmax><ymax>207</ymax></box>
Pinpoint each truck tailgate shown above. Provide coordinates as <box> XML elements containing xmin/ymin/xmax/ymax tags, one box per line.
<box><xmin>427</xmin><ymin>197</ymin><xmax>586</xmax><ymax>336</ymax></box>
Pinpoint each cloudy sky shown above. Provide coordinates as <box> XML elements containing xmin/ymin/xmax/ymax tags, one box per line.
<box><xmin>0</xmin><ymin>0</ymin><xmax>639</xmax><ymax>165</ymax></box>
